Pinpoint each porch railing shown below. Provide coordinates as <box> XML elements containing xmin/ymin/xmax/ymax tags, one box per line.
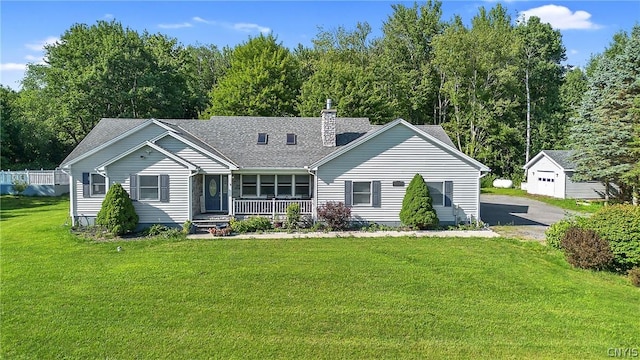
<box><xmin>0</xmin><ymin>170</ymin><xmax>69</xmax><ymax>185</ymax></box>
<box><xmin>232</xmin><ymin>199</ymin><xmax>313</xmax><ymax>218</ymax></box>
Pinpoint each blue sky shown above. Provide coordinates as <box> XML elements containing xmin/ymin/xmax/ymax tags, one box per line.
<box><xmin>1</xmin><ymin>1</ymin><xmax>638</xmax><ymax>90</ymax></box>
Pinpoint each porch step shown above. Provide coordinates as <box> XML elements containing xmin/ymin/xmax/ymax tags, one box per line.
<box><xmin>192</xmin><ymin>215</ymin><xmax>231</xmax><ymax>229</ymax></box>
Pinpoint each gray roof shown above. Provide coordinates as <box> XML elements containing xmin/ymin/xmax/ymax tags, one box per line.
<box><xmin>543</xmin><ymin>150</ymin><xmax>576</xmax><ymax>170</ymax></box>
<box><xmin>61</xmin><ymin>116</ymin><xmax>458</xmax><ymax>169</ymax></box>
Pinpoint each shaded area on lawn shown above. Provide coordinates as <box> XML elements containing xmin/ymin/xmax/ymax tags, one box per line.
<box><xmin>0</xmin><ymin>195</ymin><xmax>69</xmax><ymax>221</ymax></box>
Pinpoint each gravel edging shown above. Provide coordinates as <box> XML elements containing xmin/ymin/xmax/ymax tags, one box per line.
<box><xmin>187</xmin><ymin>229</ymin><xmax>500</xmax><ymax>240</ymax></box>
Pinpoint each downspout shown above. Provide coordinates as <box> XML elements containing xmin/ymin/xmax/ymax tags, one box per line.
<box><xmin>60</xmin><ymin>167</ymin><xmax>75</xmax><ymax>226</ymax></box>
<box><xmin>188</xmin><ymin>169</ymin><xmax>200</xmax><ymax>222</ymax></box>
<box><xmin>478</xmin><ymin>170</ymin><xmax>490</xmax><ymax>227</ymax></box>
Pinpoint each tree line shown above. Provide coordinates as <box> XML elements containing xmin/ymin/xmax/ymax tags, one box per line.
<box><xmin>1</xmin><ymin>1</ymin><xmax>638</xmax><ymax>202</ymax></box>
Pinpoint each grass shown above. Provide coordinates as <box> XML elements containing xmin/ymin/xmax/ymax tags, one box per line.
<box><xmin>482</xmin><ymin>187</ymin><xmax>605</xmax><ymax>213</ymax></box>
<box><xmin>2</xmin><ymin>196</ymin><xmax>638</xmax><ymax>359</ymax></box>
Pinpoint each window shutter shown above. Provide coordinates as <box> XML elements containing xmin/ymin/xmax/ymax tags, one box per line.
<box><xmin>445</xmin><ymin>181</ymin><xmax>453</xmax><ymax>207</ymax></box>
<box><xmin>344</xmin><ymin>180</ymin><xmax>352</xmax><ymax>207</ymax></box>
<box><xmin>129</xmin><ymin>175</ymin><xmax>138</xmax><ymax>201</ymax></box>
<box><xmin>372</xmin><ymin>181</ymin><xmax>381</xmax><ymax>207</ymax></box>
<box><xmin>160</xmin><ymin>175</ymin><xmax>170</xmax><ymax>203</ymax></box>
<box><xmin>82</xmin><ymin>172</ymin><xmax>90</xmax><ymax>198</ymax></box>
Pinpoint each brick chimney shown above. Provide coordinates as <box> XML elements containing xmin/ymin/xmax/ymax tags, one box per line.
<box><xmin>321</xmin><ymin>99</ymin><xmax>337</xmax><ymax>147</ymax></box>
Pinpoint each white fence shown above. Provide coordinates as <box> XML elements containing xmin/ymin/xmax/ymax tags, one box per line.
<box><xmin>0</xmin><ymin>170</ymin><xmax>69</xmax><ymax>185</ymax></box>
<box><xmin>233</xmin><ymin>199</ymin><xmax>313</xmax><ymax>217</ymax></box>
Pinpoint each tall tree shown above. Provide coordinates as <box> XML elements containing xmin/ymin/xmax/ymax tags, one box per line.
<box><xmin>570</xmin><ymin>26</ymin><xmax>640</xmax><ymax>203</ymax></box>
<box><xmin>374</xmin><ymin>1</ymin><xmax>444</xmax><ymax>124</ymax></box>
<box><xmin>297</xmin><ymin>23</ymin><xmax>392</xmax><ymax>121</ymax></box>
<box><xmin>203</xmin><ymin>34</ymin><xmax>301</xmax><ymax>117</ymax></box>
<box><xmin>22</xmin><ymin>20</ymin><xmax>192</xmax><ymax>149</ymax></box>
<box><xmin>515</xmin><ymin>16</ymin><xmax>566</xmax><ymax>164</ymax></box>
<box><xmin>433</xmin><ymin>5</ymin><xmax>521</xmax><ymax>175</ymax></box>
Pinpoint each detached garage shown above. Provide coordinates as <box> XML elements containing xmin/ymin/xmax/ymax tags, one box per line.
<box><xmin>523</xmin><ymin>150</ymin><xmax>607</xmax><ymax>199</ymax></box>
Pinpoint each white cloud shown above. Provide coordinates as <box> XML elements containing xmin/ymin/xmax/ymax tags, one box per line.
<box><xmin>519</xmin><ymin>5</ymin><xmax>602</xmax><ymax>30</ymax></box>
<box><xmin>25</xmin><ymin>36</ymin><xmax>59</xmax><ymax>51</ymax></box>
<box><xmin>193</xmin><ymin>16</ymin><xmax>270</xmax><ymax>34</ymax></box>
<box><xmin>104</xmin><ymin>13</ymin><xmax>114</xmax><ymax>19</ymax></box>
<box><xmin>0</xmin><ymin>63</ymin><xmax>27</xmax><ymax>71</ymax></box>
<box><xmin>570</xmin><ymin>49</ymin><xmax>579</xmax><ymax>55</ymax></box>
<box><xmin>233</xmin><ymin>23</ymin><xmax>271</xmax><ymax>34</ymax></box>
<box><xmin>158</xmin><ymin>22</ymin><xmax>193</xmax><ymax>29</ymax></box>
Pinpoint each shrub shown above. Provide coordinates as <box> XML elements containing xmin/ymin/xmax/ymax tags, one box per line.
<box><xmin>182</xmin><ymin>220</ymin><xmax>194</xmax><ymax>234</ymax></box>
<box><xmin>11</xmin><ymin>178</ymin><xmax>28</xmax><ymax>195</ymax></box>
<box><xmin>545</xmin><ymin>216</ymin><xmax>587</xmax><ymax>249</ymax></box>
<box><xmin>561</xmin><ymin>227</ymin><xmax>613</xmax><ymax>270</ymax></box>
<box><xmin>96</xmin><ymin>183</ymin><xmax>138</xmax><ymax>236</ymax></box>
<box><xmin>317</xmin><ymin>201</ymin><xmax>351</xmax><ymax>230</ymax></box>
<box><xmin>285</xmin><ymin>203</ymin><xmax>301</xmax><ymax>229</ymax></box>
<box><xmin>399</xmin><ymin>174</ymin><xmax>439</xmax><ymax>230</ymax></box>
<box><xmin>628</xmin><ymin>268</ymin><xmax>640</xmax><ymax>287</ymax></box>
<box><xmin>144</xmin><ymin>224</ymin><xmax>184</xmax><ymax>239</ymax></box>
<box><xmin>587</xmin><ymin>205</ymin><xmax>640</xmax><ymax>272</ymax></box>
<box><xmin>230</xmin><ymin>216</ymin><xmax>272</xmax><ymax>233</ymax></box>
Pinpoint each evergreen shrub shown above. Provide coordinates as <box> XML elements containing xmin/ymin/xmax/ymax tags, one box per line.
<box><xmin>399</xmin><ymin>174</ymin><xmax>439</xmax><ymax>230</ymax></box>
<box><xmin>587</xmin><ymin>205</ymin><xmax>640</xmax><ymax>271</ymax></box>
<box><xmin>96</xmin><ymin>183</ymin><xmax>138</xmax><ymax>236</ymax></box>
<box><xmin>285</xmin><ymin>203</ymin><xmax>301</xmax><ymax>229</ymax></box>
<box><xmin>561</xmin><ymin>227</ymin><xmax>613</xmax><ymax>270</ymax></box>
<box><xmin>317</xmin><ymin>201</ymin><xmax>351</xmax><ymax>230</ymax></box>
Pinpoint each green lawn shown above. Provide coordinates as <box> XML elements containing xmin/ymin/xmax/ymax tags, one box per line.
<box><xmin>481</xmin><ymin>187</ymin><xmax>605</xmax><ymax>213</ymax></box>
<box><xmin>1</xmin><ymin>196</ymin><xmax>638</xmax><ymax>359</ymax></box>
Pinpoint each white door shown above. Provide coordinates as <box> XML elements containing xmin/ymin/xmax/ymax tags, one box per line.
<box><xmin>537</xmin><ymin>171</ymin><xmax>556</xmax><ymax>197</ymax></box>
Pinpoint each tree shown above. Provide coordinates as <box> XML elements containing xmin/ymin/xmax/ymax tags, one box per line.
<box><xmin>570</xmin><ymin>25</ymin><xmax>640</xmax><ymax>204</ymax></box>
<box><xmin>515</xmin><ymin>16</ymin><xmax>566</xmax><ymax>164</ymax></box>
<box><xmin>96</xmin><ymin>183</ymin><xmax>138</xmax><ymax>235</ymax></box>
<box><xmin>399</xmin><ymin>174</ymin><xmax>439</xmax><ymax>229</ymax></box>
<box><xmin>297</xmin><ymin>23</ymin><xmax>393</xmax><ymax>122</ymax></box>
<box><xmin>203</xmin><ymin>34</ymin><xmax>301</xmax><ymax>117</ymax></box>
<box><xmin>22</xmin><ymin>20</ymin><xmax>192</xmax><ymax>149</ymax></box>
<box><xmin>374</xmin><ymin>1</ymin><xmax>444</xmax><ymax>124</ymax></box>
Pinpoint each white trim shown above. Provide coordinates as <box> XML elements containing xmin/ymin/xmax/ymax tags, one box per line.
<box><xmin>309</xmin><ymin>119</ymin><xmax>491</xmax><ymax>172</ymax></box>
<box><xmin>61</xmin><ymin>119</ymin><xmax>177</xmax><ymax>168</ymax></box>
<box><xmin>351</xmin><ymin>181</ymin><xmax>372</xmax><ymax>206</ymax></box>
<box><xmin>523</xmin><ymin>150</ymin><xmax>574</xmax><ymax>172</ymax></box>
<box><xmin>150</xmin><ymin>131</ymin><xmax>238</xmax><ymax>170</ymax></box>
<box><xmin>234</xmin><ymin>168</ymin><xmax>310</xmax><ymax>174</ymax></box>
<box><xmin>96</xmin><ymin>141</ymin><xmax>198</xmax><ymax>171</ymax></box>
<box><xmin>89</xmin><ymin>173</ymin><xmax>107</xmax><ymax>197</ymax></box>
<box><xmin>138</xmin><ymin>175</ymin><xmax>160</xmax><ymax>201</ymax></box>
<box><xmin>239</xmin><ymin>173</ymin><xmax>311</xmax><ymax>198</ymax></box>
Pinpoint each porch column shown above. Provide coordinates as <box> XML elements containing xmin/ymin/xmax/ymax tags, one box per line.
<box><xmin>227</xmin><ymin>173</ymin><xmax>233</xmax><ymax>216</ymax></box>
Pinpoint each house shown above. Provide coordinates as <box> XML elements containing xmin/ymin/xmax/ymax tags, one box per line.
<box><xmin>60</xmin><ymin>103</ymin><xmax>490</xmax><ymax>228</ymax></box>
<box><xmin>523</xmin><ymin>150</ymin><xmax>607</xmax><ymax>199</ymax></box>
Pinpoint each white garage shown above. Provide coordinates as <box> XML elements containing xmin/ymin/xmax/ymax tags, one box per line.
<box><xmin>523</xmin><ymin>150</ymin><xmax>608</xmax><ymax>199</ymax></box>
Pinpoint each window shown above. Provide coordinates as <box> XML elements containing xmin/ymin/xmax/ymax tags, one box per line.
<box><xmin>257</xmin><ymin>133</ymin><xmax>268</xmax><ymax>145</ymax></box>
<box><xmin>294</xmin><ymin>174</ymin><xmax>310</xmax><ymax>197</ymax></box>
<box><xmin>242</xmin><ymin>175</ymin><xmax>258</xmax><ymax>196</ymax></box>
<box><xmin>139</xmin><ymin>175</ymin><xmax>159</xmax><ymax>200</ymax></box>
<box><xmin>90</xmin><ymin>174</ymin><xmax>106</xmax><ymax>196</ymax></box>
<box><xmin>277</xmin><ymin>175</ymin><xmax>292</xmax><ymax>196</ymax></box>
<box><xmin>352</xmin><ymin>182</ymin><xmax>371</xmax><ymax>205</ymax></box>
<box><xmin>286</xmin><ymin>133</ymin><xmax>297</xmax><ymax>145</ymax></box>
<box><xmin>426</xmin><ymin>182</ymin><xmax>444</xmax><ymax>206</ymax></box>
<box><xmin>260</xmin><ymin>175</ymin><xmax>275</xmax><ymax>198</ymax></box>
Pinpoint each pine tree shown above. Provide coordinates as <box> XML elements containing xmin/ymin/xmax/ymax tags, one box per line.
<box><xmin>399</xmin><ymin>174</ymin><xmax>439</xmax><ymax>229</ymax></box>
<box><xmin>96</xmin><ymin>183</ymin><xmax>139</xmax><ymax>235</ymax></box>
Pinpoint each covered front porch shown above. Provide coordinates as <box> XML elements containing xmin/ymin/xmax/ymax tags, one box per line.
<box><xmin>192</xmin><ymin>172</ymin><xmax>315</xmax><ymax>220</ymax></box>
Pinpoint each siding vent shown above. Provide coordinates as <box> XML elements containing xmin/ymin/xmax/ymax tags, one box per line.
<box><xmin>286</xmin><ymin>133</ymin><xmax>297</xmax><ymax>145</ymax></box>
<box><xmin>257</xmin><ymin>133</ymin><xmax>268</xmax><ymax>145</ymax></box>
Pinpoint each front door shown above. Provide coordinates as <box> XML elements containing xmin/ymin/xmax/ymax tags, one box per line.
<box><xmin>205</xmin><ymin>175</ymin><xmax>227</xmax><ymax>212</ymax></box>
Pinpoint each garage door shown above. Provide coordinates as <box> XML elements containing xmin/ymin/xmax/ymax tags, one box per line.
<box><xmin>537</xmin><ymin>172</ymin><xmax>556</xmax><ymax>197</ymax></box>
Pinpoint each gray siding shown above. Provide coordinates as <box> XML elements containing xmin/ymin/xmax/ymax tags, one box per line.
<box><xmin>316</xmin><ymin>124</ymin><xmax>481</xmax><ymax>225</ymax></box>
<box><xmin>565</xmin><ymin>172</ymin><xmax>607</xmax><ymax>199</ymax></box>
<box><xmin>155</xmin><ymin>136</ymin><xmax>231</xmax><ymax>173</ymax></box>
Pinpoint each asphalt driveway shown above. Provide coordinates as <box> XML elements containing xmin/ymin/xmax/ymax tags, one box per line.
<box><xmin>480</xmin><ymin>194</ymin><xmax>576</xmax><ymax>241</ymax></box>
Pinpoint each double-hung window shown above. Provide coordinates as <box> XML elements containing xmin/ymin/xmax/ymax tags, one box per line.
<box><xmin>426</xmin><ymin>181</ymin><xmax>453</xmax><ymax>207</ymax></box>
<box><xmin>139</xmin><ymin>175</ymin><xmax>160</xmax><ymax>200</ymax></box>
<box><xmin>294</xmin><ymin>175</ymin><xmax>310</xmax><ymax>197</ymax></box>
<box><xmin>260</xmin><ymin>175</ymin><xmax>276</xmax><ymax>198</ymax></box>
<box><xmin>91</xmin><ymin>174</ymin><xmax>106</xmax><ymax>196</ymax></box>
<box><xmin>277</xmin><ymin>175</ymin><xmax>292</xmax><ymax>196</ymax></box>
<box><xmin>352</xmin><ymin>182</ymin><xmax>372</xmax><ymax>205</ymax></box>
